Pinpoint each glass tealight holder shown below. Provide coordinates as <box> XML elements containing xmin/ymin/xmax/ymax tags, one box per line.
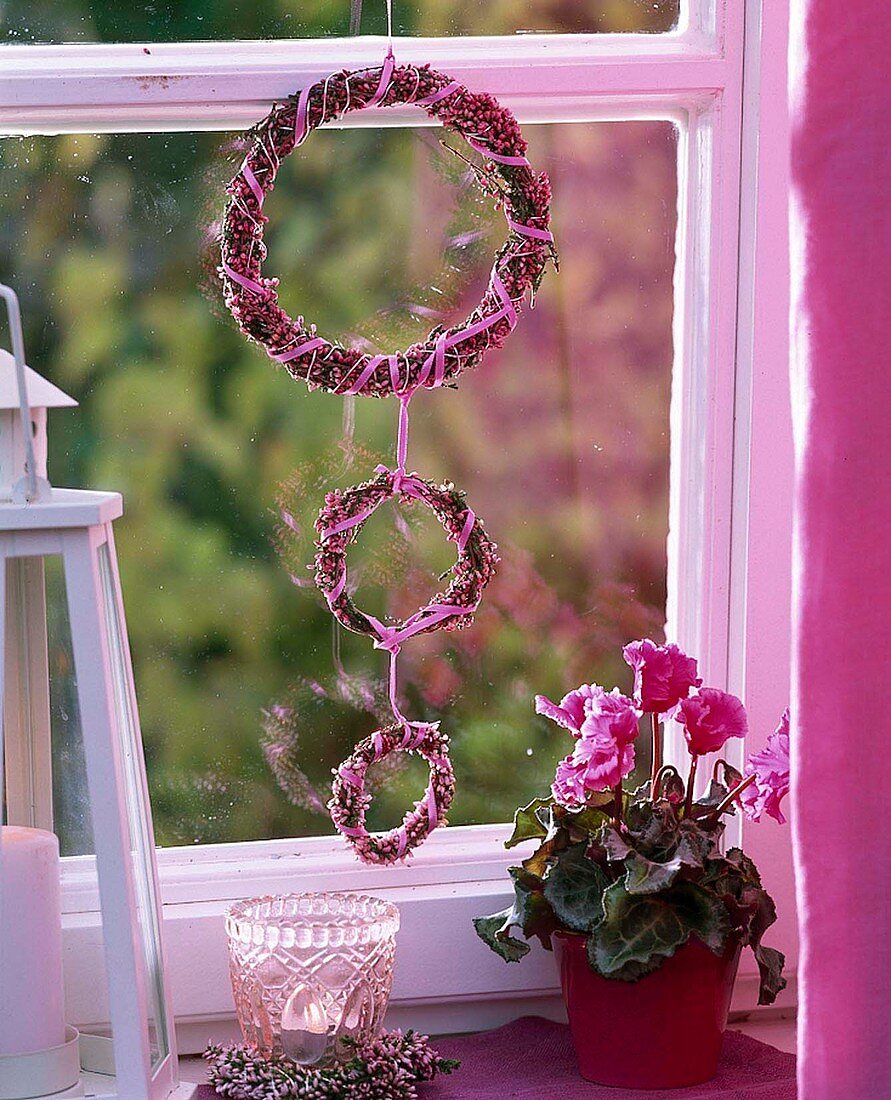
<box><xmin>225</xmin><ymin>892</ymin><xmax>399</xmax><ymax>1066</ymax></box>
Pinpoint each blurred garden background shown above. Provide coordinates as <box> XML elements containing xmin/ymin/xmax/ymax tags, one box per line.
<box><xmin>0</xmin><ymin>1</ymin><xmax>678</xmax><ymax>851</ymax></box>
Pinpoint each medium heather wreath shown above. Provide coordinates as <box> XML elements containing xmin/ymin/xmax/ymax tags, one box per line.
<box><xmin>218</xmin><ymin>61</ymin><xmax>555</xmax><ymax>398</ymax></box>
<box><xmin>313</xmin><ymin>465</ymin><xmax>498</xmax><ymax>645</ymax></box>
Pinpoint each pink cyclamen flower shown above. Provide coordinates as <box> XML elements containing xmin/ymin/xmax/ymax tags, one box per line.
<box><xmin>552</xmin><ymin>736</ymin><xmax>636</xmax><ymax>808</ymax></box>
<box><xmin>741</xmin><ymin>709</ymin><xmax>791</xmax><ymax>824</ymax></box>
<box><xmin>535</xmin><ymin>684</ymin><xmax>601</xmax><ymax>736</ymax></box>
<box><xmin>678</xmin><ymin>688</ymin><xmax>748</xmax><ymax>756</ymax></box>
<box><xmin>622</xmin><ymin>638</ymin><xmax>702</xmax><ymax>713</ymax></box>
<box><xmin>584</xmin><ymin>687</ymin><xmax>641</xmax><ymax>747</ymax></box>
<box><xmin>550</xmin><ymin>688</ymin><xmax>639</xmax><ymax>807</ymax></box>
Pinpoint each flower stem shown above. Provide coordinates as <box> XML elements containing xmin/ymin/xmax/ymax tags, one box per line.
<box><xmin>650</xmin><ymin>712</ymin><xmax>662</xmax><ymax>792</ymax></box>
<box><xmin>710</xmin><ymin>771</ymin><xmax>757</xmax><ymax>818</ymax></box>
<box><xmin>684</xmin><ymin>756</ymin><xmax>699</xmax><ymax>817</ymax></box>
<box><xmin>613</xmin><ymin>782</ymin><xmax>623</xmax><ymax>826</ymax></box>
<box><xmin>652</xmin><ymin>764</ymin><xmax>681</xmax><ymax>801</ymax></box>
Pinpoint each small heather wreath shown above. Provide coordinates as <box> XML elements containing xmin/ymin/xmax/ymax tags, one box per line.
<box><xmin>219</xmin><ymin>60</ymin><xmax>555</xmax><ymax>398</ymax></box>
<box><xmin>314</xmin><ymin>465</ymin><xmax>498</xmax><ymax>645</ymax></box>
<box><xmin>329</xmin><ymin>722</ymin><xmax>456</xmax><ymax>864</ymax></box>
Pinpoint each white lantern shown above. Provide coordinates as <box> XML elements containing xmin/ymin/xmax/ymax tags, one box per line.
<box><xmin>0</xmin><ymin>283</ymin><xmax>194</xmax><ymax>1099</ymax></box>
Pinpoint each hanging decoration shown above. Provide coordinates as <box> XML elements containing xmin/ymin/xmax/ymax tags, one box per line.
<box><xmin>217</xmin><ymin>26</ymin><xmax>556</xmax><ymax>862</ymax></box>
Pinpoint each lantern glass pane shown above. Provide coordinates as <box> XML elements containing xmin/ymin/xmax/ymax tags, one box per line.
<box><xmin>97</xmin><ymin>541</ymin><xmax>169</xmax><ymax>1071</ymax></box>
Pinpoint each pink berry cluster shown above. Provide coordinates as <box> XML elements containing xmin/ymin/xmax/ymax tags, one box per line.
<box><xmin>217</xmin><ymin>63</ymin><xmax>556</xmax><ymax>398</ymax></box>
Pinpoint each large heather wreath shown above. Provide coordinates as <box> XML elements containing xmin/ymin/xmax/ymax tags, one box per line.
<box><xmin>219</xmin><ymin>60</ymin><xmax>555</xmax><ymax>397</ymax></box>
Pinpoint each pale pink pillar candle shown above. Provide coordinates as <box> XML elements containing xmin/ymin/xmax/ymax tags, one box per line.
<box><xmin>0</xmin><ymin>826</ymin><xmax>66</xmax><ymax>1055</ymax></box>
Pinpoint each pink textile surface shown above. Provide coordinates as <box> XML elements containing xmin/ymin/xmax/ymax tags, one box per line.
<box><xmin>193</xmin><ymin>1017</ymin><xmax>795</xmax><ymax>1099</ymax></box>
<box><xmin>790</xmin><ymin>0</ymin><xmax>891</xmax><ymax>1097</ymax></box>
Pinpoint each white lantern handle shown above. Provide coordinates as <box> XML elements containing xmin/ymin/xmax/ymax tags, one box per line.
<box><xmin>0</xmin><ymin>281</ymin><xmax>39</xmax><ymax>503</ymax></box>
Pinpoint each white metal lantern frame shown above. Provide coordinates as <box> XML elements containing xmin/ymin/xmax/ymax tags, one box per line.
<box><xmin>0</xmin><ymin>283</ymin><xmax>189</xmax><ymax>1100</ymax></box>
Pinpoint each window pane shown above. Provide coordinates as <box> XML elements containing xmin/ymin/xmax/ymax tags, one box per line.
<box><xmin>1</xmin><ymin>0</ymin><xmax>680</xmax><ymax>43</ymax></box>
<box><xmin>0</xmin><ymin>118</ymin><xmax>677</xmax><ymax>845</ymax></box>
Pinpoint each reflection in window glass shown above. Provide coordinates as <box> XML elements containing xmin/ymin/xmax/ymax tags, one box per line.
<box><xmin>0</xmin><ymin>118</ymin><xmax>677</xmax><ymax>846</ymax></box>
<box><xmin>1</xmin><ymin>0</ymin><xmax>680</xmax><ymax>43</ymax></box>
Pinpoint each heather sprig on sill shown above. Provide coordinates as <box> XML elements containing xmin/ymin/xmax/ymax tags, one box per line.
<box><xmin>204</xmin><ymin>1029</ymin><xmax>459</xmax><ymax>1100</ymax></box>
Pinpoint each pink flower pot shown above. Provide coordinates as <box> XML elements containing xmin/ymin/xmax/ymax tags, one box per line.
<box><xmin>553</xmin><ymin>931</ymin><xmax>742</xmax><ymax>1089</ymax></box>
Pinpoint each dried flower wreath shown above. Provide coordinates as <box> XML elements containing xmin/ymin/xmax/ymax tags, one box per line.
<box><xmin>329</xmin><ymin>722</ymin><xmax>456</xmax><ymax>865</ymax></box>
<box><xmin>217</xmin><ymin>49</ymin><xmax>555</xmax><ymax>862</ymax></box>
<box><xmin>219</xmin><ymin>60</ymin><xmax>555</xmax><ymax>397</ymax></box>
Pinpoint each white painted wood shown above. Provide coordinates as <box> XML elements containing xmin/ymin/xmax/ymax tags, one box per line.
<box><xmin>0</xmin><ymin>352</ymin><xmax>77</xmax><ymax>411</ymax></box>
<box><xmin>57</xmin><ymin>823</ymin><xmax>797</xmax><ymax>1052</ymax></box>
<box><xmin>0</xmin><ymin>34</ymin><xmax>731</xmax><ymax>135</ymax></box>
<box><xmin>98</xmin><ymin>525</ymin><xmax>183</xmax><ymax>1099</ymax></box>
<box><xmin>62</xmin><ymin>526</ymin><xmax>155</xmax><ymax>1100</ymax></box>
<box><xmin>0</xmin><ymin>490</ymin><xmax>122</xmax><ymax>531</ymax></box>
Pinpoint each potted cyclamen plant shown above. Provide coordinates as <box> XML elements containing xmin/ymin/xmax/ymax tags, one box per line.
<box><xmin>473</xmin><ymin>639</ymin><xmax>790</xmax><ymax>1090</ymax></box>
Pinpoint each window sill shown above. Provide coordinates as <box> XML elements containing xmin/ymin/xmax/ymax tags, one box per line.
<box><xmin>60</xmin><ymin>824</ymin><xmax>797</xmax><ymax>1054</ymax></box>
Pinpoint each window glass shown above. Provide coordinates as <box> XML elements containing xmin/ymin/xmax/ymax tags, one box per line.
<box><xmin>0</xmin><ymin>118</ymin><xmax>677</xmax><ymax>846</ymax></box>
<box><xmin>1</xmin><ymin>0</ymin><xmax>680</xmax><ymax>43</ymax></box>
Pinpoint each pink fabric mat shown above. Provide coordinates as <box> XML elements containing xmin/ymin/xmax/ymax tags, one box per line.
<box><xmin>193</xmin><ymin>1016</ymin><xmax>796</xmax><ymax>1098</ymax></box>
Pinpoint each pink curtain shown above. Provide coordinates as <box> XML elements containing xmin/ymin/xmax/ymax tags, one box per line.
<box><xmin>790</xmin><ymin>1</ymin><xmax>891</xmax><ymax>1096</ymax></box>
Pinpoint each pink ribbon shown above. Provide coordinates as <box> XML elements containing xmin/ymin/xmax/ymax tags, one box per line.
<box><xmin>337</xmin><ymin>354</ymin><xmax>386</xmax><ymax>395</ymax></box>
<box><xmin>241</xmin><ymin>160</ymin><xmax>265</xmax><ymax>206</ymax></box>
<box><xmin>273</xmin><ymin>337</ymin><xmax>327</xmax><ymax>363</ymax></box>
<box><xmin>366</xmin><ymin>54</ymin><xmax>396</xmax><ymax>110</ymax></box>
<box><xmin>293</xmin><ymin>86</ymin><xmax>313</xmax><ymax>146</ymax></box>
<box><xmin>466</xmin><ymin>139</ymin><xmax>531</xmax><ymax>168</ymax></box>
<box><xmin>507</xmin><ymin>216</ymin><xmax>554</xmax><ymax>243</ymax></box>
<box><xmin>426</xmin><ymin>782</ymin><xmax>439</xmax><ymax>830</ymax></box>
<box><xmin>320</xmin><ymin>500</ymin><xmax>379</xmax><ymax>541</ymax></box>
<box><xmin>338</xmin><ymin>764</ymin><xmax>363</xmax><ymax>787</ymax></box>
<box><xmin>221</xmin><ymin>261</ymin><xmax>266</xmax><ymax>296</ymax></box>
<box><xmin>414</xmin><ymin>80</ymin><xmax>462</xmax><ymax>107</ymax></box>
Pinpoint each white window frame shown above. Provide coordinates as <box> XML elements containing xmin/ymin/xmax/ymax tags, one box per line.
<box><xmin>0</xmin><ymin>0</ymin><xmax>794</xmax><ymax>1048</ymax></box>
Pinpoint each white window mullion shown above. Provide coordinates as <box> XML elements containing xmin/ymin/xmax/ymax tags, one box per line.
<box><xmin>0</xmin><ymin>35</ymin><xmax>729</xmax><ymax>134</ymax></box>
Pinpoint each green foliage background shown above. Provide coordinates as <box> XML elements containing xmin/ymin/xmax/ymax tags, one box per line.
<box><xmin>0</xmin><ymin>2</ymin><xmax>677</xmax><ymax>852</ymax></box>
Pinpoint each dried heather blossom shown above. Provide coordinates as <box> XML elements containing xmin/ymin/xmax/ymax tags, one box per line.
<box><xmin>204</xmin><ymin>1029</ymin><xmax>458</xmax><ymax>1100</ymax></box>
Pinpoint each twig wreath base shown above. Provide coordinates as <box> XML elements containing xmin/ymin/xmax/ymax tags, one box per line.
<box><xmin>329</xmin><ymin>722</ymin><xmax>456</xmax><ymax>864</ymax></box>
<box><xmin>314</xmin><ymin>465</ymin><xmax>498</xmax><ymax>644</ymax></box>
<box><xmin>219</xmin><ymin>61</ymin><xmax>555</xmax><ymax>398</ymax></box>
<box><xmin>204</xmin><ymin>1030</ymin><xmax>459</xmax><ymax>1100</ymax></box>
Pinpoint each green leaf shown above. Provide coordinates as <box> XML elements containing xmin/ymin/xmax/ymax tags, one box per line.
<box><xmin>509</xmin><ymin>866</ymin><xmax>559</xmax><ymax>950</ymax></box>
<box><xmin>694</xmin><ymin>780</ymin><xmax>730</xmax><ymax>812</ymax></box>
<box><xmin>564</xmin><ymin>798</ymin><xmax>613</xmax><ymax>840</ymax></box>
<box><xmin>472</xmin><ymin>909</ymin><xmax>531</xmax><ymax>963</ymax></box>
<box><xmin>543</xmin><ymin>843</ymin><xmax>610</xmax><ymax>932</ymax></box>
<box><xmin>754</xmin><ymin>945</ymin><xmax>787</xmax><ymax>1005</ymax></box>
<box><xmin>600</xmin><ymin>825</ymin><xmax>634</xmax><ymax>863</ymax></box>
<box><xmin>587</xmin><ymin>881</ymin><xmax>733</xmax><ymax>982</ymax></box>
<box><xmin>622</xmin><ymin>801</ymin><xmax>681</xmax><ymax>858</ymax></box>
<box><xmin>505</xmin><ymin>797</ymin><xmax>552</xmax><ymax>849</ymax></box>
<box><xmin>624</xmin><ymin>852</ymin><xmax>686</xmax><ymax>895</ymax></box>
